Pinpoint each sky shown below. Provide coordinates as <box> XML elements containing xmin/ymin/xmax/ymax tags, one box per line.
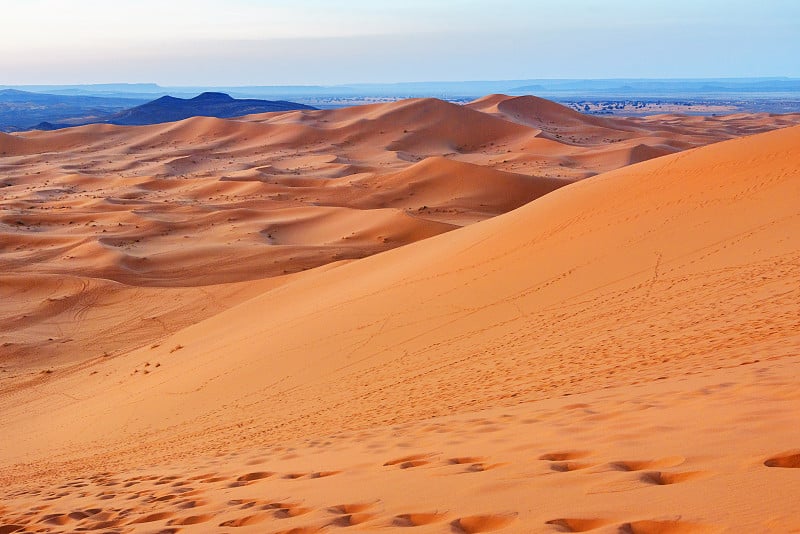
<box><xmin>2</xmin><ymin>0</ymin><xmax>799</xmax><ymax>85</ymax></box>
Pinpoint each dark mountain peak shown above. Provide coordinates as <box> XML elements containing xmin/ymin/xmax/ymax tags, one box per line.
<box><xmin>0</xmin><ymin>88</ymin><xmax>31</xmax><ymax>96</ymax></box>
<box><xmin>151</xmin><ymin>95</ymin><xmax>182</xmax><ymax>104</ymax></box>
<box><xmin>191</xmin><ymin>92</ymin><xmax>234</xmax><ymax>102</ymax></box>
<box><xmin>107</xmin><ymin>93</ymin><xmax>315</xmax><ymax>126</ymax></box>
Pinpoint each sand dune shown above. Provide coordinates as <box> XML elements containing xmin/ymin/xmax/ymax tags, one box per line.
<box><xmin>2</xmin><ymin>95</ymin><xmax>797</xmax><ymax>287</ymax></box>
<box><xmin>335</xmin><ymin>157</ymin><xmax>570</xmax><ymax>225</ymax></box>
<box><xmin>1</xmin><ymin>114</ymin><xmax>798</xmax><ymax>533</ymax></box>
<box><xmin>469</xmin><ymin>93</ymin><xmax>612</xmax><ymax>130</ymax></box>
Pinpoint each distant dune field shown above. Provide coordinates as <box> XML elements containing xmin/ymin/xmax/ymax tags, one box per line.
<box><xmin>1</xmin><ymin>96</ymin><xmax>799</xmax><ymax>533</ymax></box>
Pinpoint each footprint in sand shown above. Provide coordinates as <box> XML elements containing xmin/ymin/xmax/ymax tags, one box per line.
<box><xmin>449</xmin><ymin>456</ymin><xmax>488</xmax><ymax>465</ymax></box>
<box><xmin>282</xmin><ymin>472</ymin><xmax>309</xmax><ymax>479</ymax></box>
<box><xmin>608</xmin><ymin>456</ymin><xmax>685</xmax><ymax>472</ymax></box>
<box><xmin>218</xmin><ymin>512</ymin><xmax>270</xmax><ymax>527</ymax></box>
<box><xmin>638</xmin><ymin>470</ymin><xmax>711</xmax><ymax>485</ymax></box>
<box><xmin>39</xmin><ymin>513</ymin><xmax>72</xmax><ymax>525</ymax></box>
<box><xmin>177</xmin><ymin>498</ymin><xmax>208</xmax><ymax>509</ymax></box>
<box><xmin>618</xmin><ymin>519</ymin><xmax>716</xmax><ymax>533</ymax></box>
<box><xmin>764</xmin><ymin>450</ymin><xmax>800</xmax><ymax>468</ymax></box>
<box><xmin>130</xmin><ymin>511</ymin><xmax>174</xmax><ymax>523</ymax></box>
<box><xmin>538</xmin><ymin>450</ymin><xmax>595</xmax><ymax>473</ymax></box>
<box><xmin>383</xmin><ymin>453</ymin><xmax>434</xmax><ymax>469</ymax></box>
<box><xmin>272</xmin><ymin>527</ymin><xmax>323</xmax><ymax>534</ymax></box>
<box><xmin>167</xmin><ymin>513</ymin><xmax>214</xmax><ymax>525</ymax></box>
<box><xmin>538</xmin><ymin>450</ymin><xmax>592</xmax><ymax>461</ymax></box>
<box><xmin>451</xmin><ymin>513</ymin><xmax>518</xmax><ymax>533</ymax></box>
<box><xmin>199</xmin><ymin>475</ymin><xmax>227</xmax><ymax>483</ymax></box>
<box><xmin>273</xmin><ymin>506</ymin><xmax>313</xmax><ymax>519</ymax></box>
<box><xmin>392</xmin><ymin>511</ymin><xmax>449</xmax><ymax>527</ymax></box>
<box><xmin>328</xmin><ymin>513</ymin><xmax>376</xmax><ymax>527</ymax></box>
<box><xmin>236</xmin><ymin>471</ymin><xmax>274</xmax><ymax>482</ymax></box>
<box><xmin>549</xmin><ymin>461</ymin><xmax>596</xmax><ymax>472</ymax></box>
<box><xmin>545</xmin><ymin>517</ymin><xmax>612</xmax><ymax>532</ymax></box>
<box><xmin>327</xmin><ymin>502</ymin><xmax>374</xmax><ymax>515</ymax></box>
<box><xmin>446</xmin><ymin>456</ymin><xmax>502</xmax><ymax>473</ymax></box>
<box><xmin>308</xmin><ymin>470</ymin><xmax>341</xmax><ymax>478</ymax></box>
<box><xmin>325</xmin><ymin>502</ymin><xmax>377</xmax><ymax>527</ymax></box>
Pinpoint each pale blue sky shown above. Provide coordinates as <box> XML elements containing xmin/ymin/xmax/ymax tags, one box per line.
<box><xmin>2</xmin><ymin>0</ymin><xmax>799</xmax><ymax>85</ymax></box>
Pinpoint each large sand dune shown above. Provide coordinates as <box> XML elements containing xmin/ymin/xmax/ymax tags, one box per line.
<box><xmin>1</xmin><ymin>100</ymin><xmax>798</xmax><ymax>533</ymax></box>
<box><xmin>2</xmin><ymin>96</ymin><xmax>798</xmax><ymax>361</ymax></box>
<box><xmin>2</xmin><ymin>96</ymin><xmax>797</xmax><ymax>285</ymax></box>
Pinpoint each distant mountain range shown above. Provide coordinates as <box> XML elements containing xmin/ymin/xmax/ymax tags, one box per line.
<box><xmin>4</xmin><ymin>78</ymin><xmax>800</xmax><ymax>100</ymax></box>
<box><xmin>3</xmin><ymin>78</ymin><xmax>800</xmax><ymax>132</ymax></box>
<box><xmin>0</xmin><ymin>89</ymin><xmax>146</xmax><ymax>132</ymax></box>
<box><xmin>105</xmin><ymin>92</ymin><xmax>316</xmax><ymax>126</ymax></box>
<box><xmin>0</xmin><ymin>90</ymin><xmax>315</xmax><ymax>132</ymax></box>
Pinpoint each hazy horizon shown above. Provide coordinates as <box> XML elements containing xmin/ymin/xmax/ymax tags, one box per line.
<box><xmin>5</xmin><ymin>76</ymin><xmax>800</xmax><ymax>90</ymax></box>
<box><xmin>3</xmin><ymin>0</ymin><xmax>799</xmax><ymax>85</ymax></box>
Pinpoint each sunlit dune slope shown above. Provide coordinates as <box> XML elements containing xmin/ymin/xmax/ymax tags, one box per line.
<box><xmin>1</xmin><ymin>122</ymin><xmax>799</xmax><ymax>534</ymax></box>
<box><xmin>15</xmin><ymin>94</ymin><xmax>796</xmax><ymax>385</ymax></box>
<box><xmin>5</xmin><ymin>123</ymin><xmax>798</xmax><ymax>461</ymax></box>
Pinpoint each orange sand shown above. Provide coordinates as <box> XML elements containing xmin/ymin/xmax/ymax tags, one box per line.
<box><xmin>1</xmin><ymin>97</ymin><xmax>799</xmax><ymax>533</ymax></box>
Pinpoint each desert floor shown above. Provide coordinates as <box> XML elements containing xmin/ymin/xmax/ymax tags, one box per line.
<box><xmin>1</xmin><ymin>96</ymin><xmax>799</xmax><ymax>533</ymax></box>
